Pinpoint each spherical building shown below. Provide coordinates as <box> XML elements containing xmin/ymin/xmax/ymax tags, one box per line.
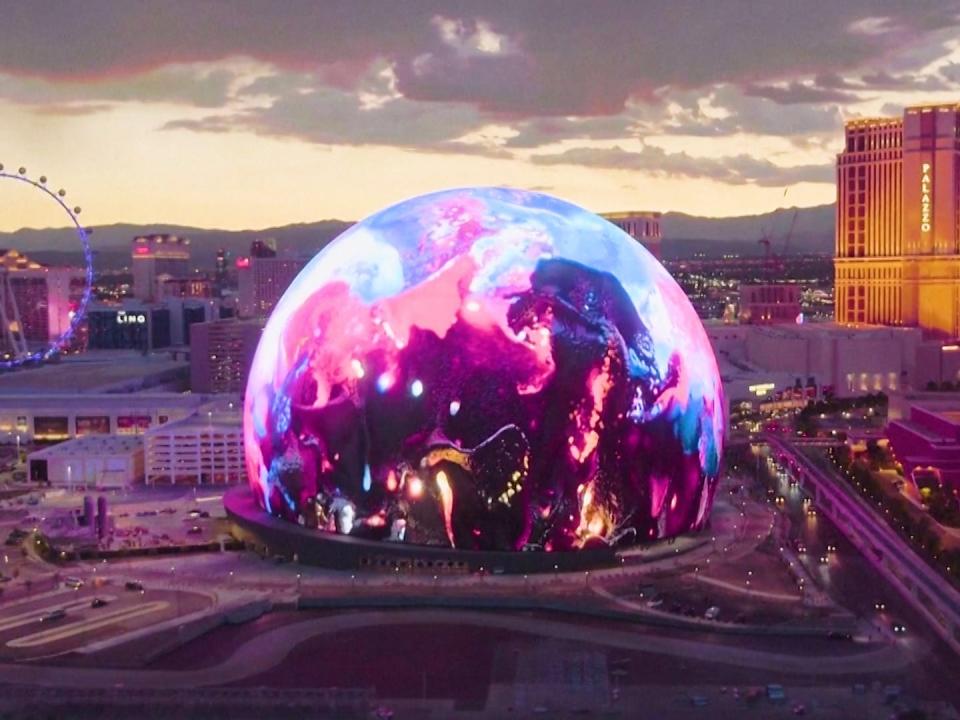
<box><xmin>243</xmin><ymin>188</ymin><xmax>724</xmax><ymax>554</ymax></box>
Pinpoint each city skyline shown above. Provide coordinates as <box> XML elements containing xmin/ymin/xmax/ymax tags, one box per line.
<box><xmin>1</xmin><ymin>5</ymin><xmax>960</xmax><ymax>718</ymax></box>
<box><xmin>2</xmin><ymin>1</ymin><xmax>960</xmax><ymax>231</ymax></box>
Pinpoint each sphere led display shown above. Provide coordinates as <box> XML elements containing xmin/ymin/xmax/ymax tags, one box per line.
<box><xmin>244</xmin><ymin>188</ymin><xmax>724</xmax><ymax>552</ymax></box>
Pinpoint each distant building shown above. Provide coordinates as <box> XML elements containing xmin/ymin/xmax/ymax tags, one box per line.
<box><xmin>738</xmin><ymin>284</ymin><xmax>802</xmax><ymax>325</ymax></box>
<box><xmin>707</xmin><ymin>321</ymin><xmax>922</xmax><ymax>399</ymax></box>
<box><xmin>131</xmin><ymin>234</ymin><xmax>191</xmax><ymax>302</ymax></box>
<box><xmin>215</xmin><ymin>247</ymin><xmax>229</xmax><ymax>291</ymax></box>
<box><xmin>190</xmin><ymin>318</ymin><xmax>263</xmax><ymax>393</ymax></box>
<box><xmin>835</xmin><ymin>102</ymin><xmax>960</xmax><ymax>337</ymax></box>
<box><xmin>164</xmin><ymin>297</ymin><xmax>219</xmax><ymax>347</ymax></box>
<box><xmin>0</xmin><ymin>392</ymin><xmax>209</xmax><ymax>442</ymax></box>
<box><xmin>0</xmin><ymin>250</ymin><xmax>85</xmax><ymax>351</ymax></box>
<box><xmin>155</xmin><ymin>275</ymin><xmax>214</xmax><ymax>300</ymax></box>
<box><xmin>251</xmin><ymin>239</ymin><xmax>278</xmax><ymax>258</ymax></box>
<box><xmin>144</xmin><ymin>401</ymin><xmax>244</xmax><ymax>485</ymax></box>
<box><xmin>888</xmin><ymin>402</ymin><xmax>960</xmax><ymax>495</ymax></box>
<box><xmin>86</xmin><ymin>296</ymin><xmax>218</xmax><ymax>351</ymax></box>
<box><xmin>236</xmin><ymin>240</ymin><xmax>306</xmax><ymax>318</ymax></box>
<box><xmin>28</xmin><ymin>435</ymin><xmax>144</xmax><ymax>488</ymax></box>
<box><xmin>86</xmin><ymin>302</ymin><xmax>171</xmax><ymax>352</ymax></box>
<box><xmin>602</xmin><ymin>212</ymin><xmax>662</xmax><ymax>259</ymax></box>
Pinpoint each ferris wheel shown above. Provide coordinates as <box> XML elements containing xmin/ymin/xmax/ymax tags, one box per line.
<box><xmin>0</xmin><ymin>164</ymin><xmax>94</xmax><ymax>369</ymax></box>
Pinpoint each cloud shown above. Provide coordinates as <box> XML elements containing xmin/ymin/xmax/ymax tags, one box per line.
<box><xmin>28</xmin><ymin>103</ymin><xmax>115</xmax><ymax>117</ymax></box>
<box><xmin>940</xmin><ymin>63</ymin><xmax>960</xmax><ymax>83</ymax></box>
<box><xmin>0</xmin><ymin>64</ymin><xmax>238</xmax><ymax>109</ymax></box>
<box><xmin>664</xmin><ymin>85</ymin><xmax>845</xmax><ymax>137</ymax></box>
<box><xmin>744</xmin><ymin>81</ymin><xmax>863</xmax><ymax>105</ymax></box>
<box><xmin>858</xmin><ymin>70</ymin><xmax>951</xmax><ymax>90</ymax></box>
<box><xmin>0</xmin><ymin>1</ymin><xmax>957</xmax><ymax>118</ymax></box>
<box><xmin>531</xmin><ymin>144</ymin><xmax>834</xmax><ymax>187</ymax></box>
<box><xmin>162</xmin><ymin>66</ymin><xmax>505</xmax><ymax>157</ymax></box>
<box><xmin>504</xmin><ymin>115</ymin><xmax>645</xmax><ymax>148</ymax></box>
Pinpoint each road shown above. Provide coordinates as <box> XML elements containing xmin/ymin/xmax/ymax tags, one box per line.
<box><xmin>758</xmin><ymin>439</ymin><xmax>960</xmax><ymax>703</ymax></box>
<box><xmin>0</xmin><ymin>581</ymin><xmax>210</xmax><ymax>660</ymax></box>
<box><xmin>0</xmin><ymin>608</ymin><xmax>917</xmax><ymax>689</ymax></box>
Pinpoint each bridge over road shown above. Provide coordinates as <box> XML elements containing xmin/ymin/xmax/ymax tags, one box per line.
<box><xmin>765</xmin><ymin>434</ymin><xmax>960</xmax><ymax>657</ymax></box>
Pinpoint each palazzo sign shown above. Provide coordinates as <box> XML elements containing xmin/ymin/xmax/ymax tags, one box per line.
<box><xmin>921</xmin><ymin>161</ymin><xmax>932</xmax><ymax>233</ymax></box>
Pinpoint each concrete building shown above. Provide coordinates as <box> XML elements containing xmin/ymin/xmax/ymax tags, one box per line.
<box><xmin>835</xmin><ymin>103</ymin><xmax>960</xmax><ymax>337</ymax></box>
<box><xmin>236</xmin><ymin>251</ymin><xmax>306</xmax><ymax>319</ymax></box>
<box><xmin>165</xmin><ymin>297</ymin><xmax>219</xmax><ymax>347</ymax></box>
<box><xmin>131</xmin><ymin>235</ymin><xmax>191</xmax><ymax>302</ymax></box>
<box><xmin>707</xmin><ymin>321</ymin><xmax>924</xmax><ymax>401</ymax></box>
<box><xmin>0</xmin><ymin>351</ymin><xmax>188</xmax><ymax>398</ymax></box>
<box><xmin>144</xmin><ymin>402</ymin><xmax>244</xmax><ymax>485</ymax></box>
<box><xmin>601</xmin><ymin>212</ymin><xmax>662</xmax><ymax>259</ymax></box>
<box><xmin>0</xmin><ymin>393</ymin><xmax>212</xmax><ymax>442</ymax></box>
<box><xmin>0</xmin><ymin>250</ymin><xmax>86</xmax><ymax>352</ymax></box>
<box><xmin>190</xmin><ymin>318</ymin><xmax>263</xmax><ymax>394</ymax></box>
<box><xmin>738</xmin><ymin>283</ymin><xmax>802</xmax><ymax>325</ymax></box>
<box><xmin>744</xmin><ymin>323</ymin><xmax>921</xmax><ymax>396</ymax></box>
<box><xmin>156</xmin><ymin>275</ymin><xmax>214</xmax><ymax>300</ymax></box>
<box><xmin>87</xmin><ymin>298</ymin><xmax>217</xmax><ymax>351</ymax></box>
<box><xmin>27</xmin><ymin>435</ymin><xmax>144</xmax><ymax>488</ymax></box>
<box><xmin>86</xmin><ymin>302</ymin><xmax>171</xmax><ymax>352</ymax></box>
<box><xmin>887</xmin><ymin>402</ymin><xmax>960</xmax><ymax>493</ymax></box>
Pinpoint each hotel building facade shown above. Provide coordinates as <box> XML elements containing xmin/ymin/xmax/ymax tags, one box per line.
<box><xmin>835</xmin><ymin>103</ymin><xmax>960</xmax><ymax>337</ymax></box>
<box><xmin>601</xmin><ymin>211</ymin><xmax>662</xmax><ymax>260</ymax></box>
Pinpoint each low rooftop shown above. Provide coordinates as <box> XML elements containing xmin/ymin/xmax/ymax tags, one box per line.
<box><xmin>0</xmin><ymin>351</ymin><xmax>186</xmax><ymax>395</ymax></box>
<box><xmin>28</xmin><ymin>434</ymin><xmax>143</xmax><ymax>459</ymax></box>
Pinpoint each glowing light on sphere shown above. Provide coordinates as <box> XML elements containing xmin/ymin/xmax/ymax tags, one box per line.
<box><xmin>244</xmin><ymin>187</ymin><xmax>724</xmax><ymax>551</ymax></box>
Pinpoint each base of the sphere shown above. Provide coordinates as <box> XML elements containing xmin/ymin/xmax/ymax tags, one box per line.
<box><xmin>224</xmin><ymin>486</ymin><xmax>617</xmax><ymax>575</ymax></box>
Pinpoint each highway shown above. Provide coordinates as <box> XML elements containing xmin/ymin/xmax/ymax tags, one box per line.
<box><xmin>766</xmin><ymin>434</ymin><xmax>960</xmax><ymax>655</ymax></box>
<box><xmin>0</xmin><ymin>582</ymin><xmax>209</xmax><ymax>660</ymax></box>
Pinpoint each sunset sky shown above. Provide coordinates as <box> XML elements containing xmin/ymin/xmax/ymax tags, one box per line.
<box><xmin>1</xmin><ymin>1</ymin><xmax>960</xmax><ymax>232</ymax></box>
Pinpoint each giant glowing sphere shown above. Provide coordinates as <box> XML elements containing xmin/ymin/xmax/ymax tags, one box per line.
<box><xmin>244</xmin><ymin>188</ymin><xmax>724</xmax><ymax>552</ymax></box>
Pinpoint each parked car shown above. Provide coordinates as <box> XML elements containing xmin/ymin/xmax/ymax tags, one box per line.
<box><xmin>704</xmin><ymin>606</ymin><xmax>721</xmax><ymax>621</ymax></box>
<box><xmin>187</xmin><ymin>525</ymin><xmax>203</xmax><ymax>535</ymax></box>
<box><xmin>766</xmin><ymin>684</ymin><xmax>786</xmax><ymax>703</ymax></box>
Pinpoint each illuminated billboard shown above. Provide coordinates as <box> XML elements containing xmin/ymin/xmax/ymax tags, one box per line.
<box><xmin>244</xmin><ymin>188</ymin><xmax>724</xmax><ymax>552</ymax></box>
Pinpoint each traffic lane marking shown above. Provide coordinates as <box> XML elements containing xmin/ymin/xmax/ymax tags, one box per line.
<box><xmin>0</xmin><ymin>595</ymin><xmax>119</xmax><ymax>633</ymax></box>
<box><xmin>8</xmin><ymin>601</ymin><xmax>169</xmax><ymax>648</ymax></box>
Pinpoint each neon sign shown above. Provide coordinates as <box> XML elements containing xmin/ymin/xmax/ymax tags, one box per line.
<box><xmin>921</xmin><ymin>161</ymin><xmax>932</xmax><ymax>233</ymax></box>
<box><xmin>748</xmin><ymin>382</ymin><xmax>776</xmax><ymax>397</ymax></box>
<box><xmin>116</xmin><ymin>311</ymin><xmax>146</xmax><ymax>325</ymax></box>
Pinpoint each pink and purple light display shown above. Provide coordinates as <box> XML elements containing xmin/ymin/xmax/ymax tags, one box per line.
<box><xmin>244</xmin><ymin>188</ymin><xmax>724</xmax><ymax>552</ymax></box>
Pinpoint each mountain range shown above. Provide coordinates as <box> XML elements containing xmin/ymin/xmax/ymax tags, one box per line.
<box><xmin>0</xmin><ymin>203</ymin><xmax>836</xmax><ymax>270</ymax></box>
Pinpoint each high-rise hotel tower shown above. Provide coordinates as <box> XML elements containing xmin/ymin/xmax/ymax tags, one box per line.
<box><xmin>835</xmin><ymin>103</ymin><xmax>960</xmax><ymax>337</ymax></box>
